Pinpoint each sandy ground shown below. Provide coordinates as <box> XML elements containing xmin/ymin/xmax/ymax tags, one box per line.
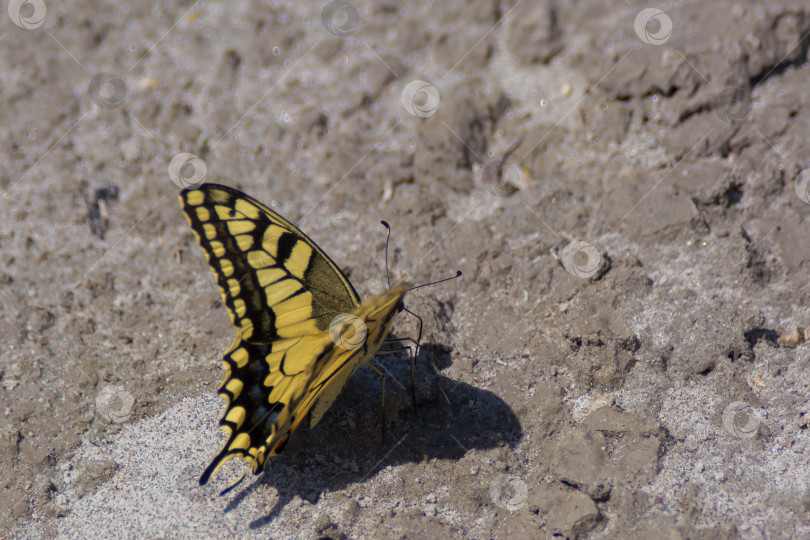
<box><xmin>2</xmin><ymin>0</ymin><xmax>810</xmax><ymax>538</ymax></box>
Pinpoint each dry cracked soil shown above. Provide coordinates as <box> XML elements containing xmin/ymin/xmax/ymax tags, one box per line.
<box><xmin>2</xmin><ymin>1</ymin><xmax>810</xmax><ymax>539</ymax></box>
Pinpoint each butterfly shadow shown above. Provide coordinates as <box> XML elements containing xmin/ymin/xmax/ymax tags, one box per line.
<box><xmin>215</xmin><ymin>344</ymin><xmax>523</xmax><ymax>529</ymax></box>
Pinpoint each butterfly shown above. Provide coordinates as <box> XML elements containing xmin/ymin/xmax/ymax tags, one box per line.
<box><xmin>179</xmin><ymin>183</ymin><xmax>414</xmax><ymax>488</ymax></box>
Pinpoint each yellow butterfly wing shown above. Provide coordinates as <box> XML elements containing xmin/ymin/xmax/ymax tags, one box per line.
<box><xmin>295</xmin><ymin>282</ymin><xmax>410</xmax><ymax>432</ymax></box>
<box><xmin>179</xmin><ymin>184</ymin><xmax>408</xmax><ymax>486</ymax></box>
<box><xmin>180</xmin><ymin>184</ymin><xmax>361</xmax><ymax>342</ymax></box>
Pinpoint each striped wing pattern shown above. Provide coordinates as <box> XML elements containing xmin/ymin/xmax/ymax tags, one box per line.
<box><xmin>179</xmin><ymin>184</ymin><xmax>407</xmax><ymax>486</ymax></box>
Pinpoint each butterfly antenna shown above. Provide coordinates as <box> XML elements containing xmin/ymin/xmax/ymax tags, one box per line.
<box><xmin>379</xmin><ymin>221</ymin><xmax>459</xmax><ymax>405</ymax></box>
<box><xmin>381</xmin><ymin>220</ymin><xmax>393</xmax><ymax>289</ymax></box>
<box><xmin>402</xmin><ymin>306</ymin><xmax>423</xmax><ymax>407</ymax></box>
<box><xmin>404</xmin><ymin>272</ymin><xmax>460</xmax><ymax>404</ymax></box>
<box><xmin>408</xmin><ymin>270</ymin><xmax>462</xmax><ymax>292</ymax></box>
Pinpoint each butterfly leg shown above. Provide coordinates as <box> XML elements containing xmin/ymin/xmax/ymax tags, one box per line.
<box><xmin>369</xmin><ymin>362</ymin><xmax>387</xmax><ymax>443</ymax></box>
<box><xmin>382</xmin><ymin>337</ymin><xmax>419</xmax><ymax>407</ymax></box>
<box><xmin>401</xmin><ymin>308</ymin><xmax>424</xmax><ymax>407</ymax></box>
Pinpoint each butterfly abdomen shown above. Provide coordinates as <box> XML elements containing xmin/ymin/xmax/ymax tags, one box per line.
<box><xmin>354</xmin><ymin>283</ymin><xmax>410</xmax><ymax>359</ymax></box>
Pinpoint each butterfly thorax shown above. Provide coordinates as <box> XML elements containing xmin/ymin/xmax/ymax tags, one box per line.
<box><xmin>349</xmin><ymin>282</ymin><xmax>411</xmax><ymax>359</ymax></box>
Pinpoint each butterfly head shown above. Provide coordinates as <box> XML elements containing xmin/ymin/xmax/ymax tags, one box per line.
<box><xmin>366</xmin><ymin>282</ymin><xmax>411</xmax><ymax>320</ymax></box>
<box><xmin>343</xmin><ymin>282</ymin><xmax>411</xmax><ymax>355</ymax></box>
<box><xmin>388</xmin><ymin>281</ymin><xmax>412</xmax><ymax>306</ymax></box>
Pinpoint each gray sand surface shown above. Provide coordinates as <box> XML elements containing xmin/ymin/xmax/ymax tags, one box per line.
<box><xmin>3</xmin><ymin>1</ymin><xmax>810</xmax><ymax>538</ymax></box>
